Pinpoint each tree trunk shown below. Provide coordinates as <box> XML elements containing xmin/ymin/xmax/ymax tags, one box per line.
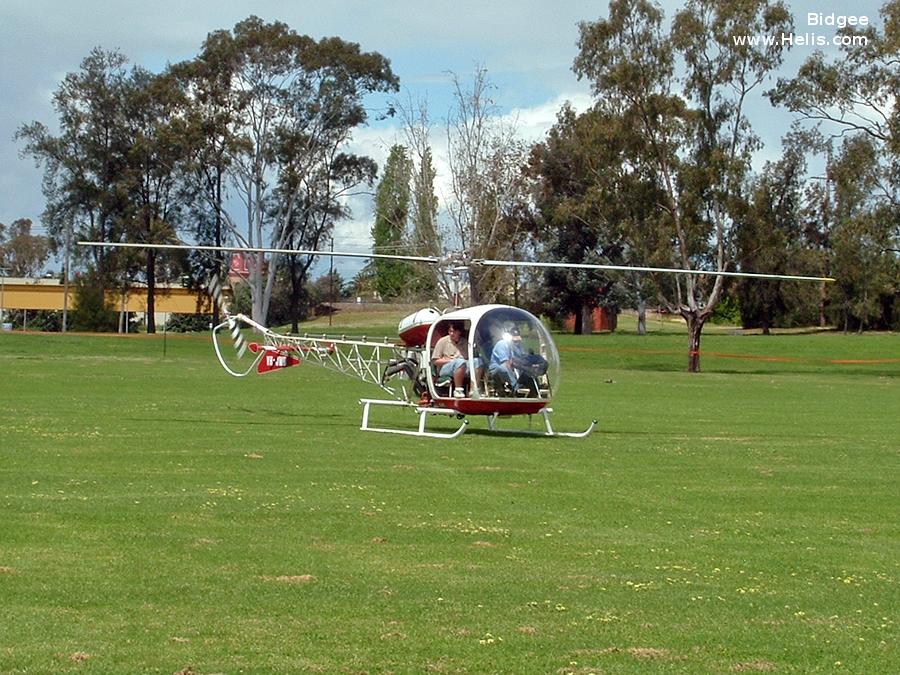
<box><xmin>289</xmin><ymin>256</ymin><xmax>302</xmax><ymax>334</ymax></box>
<box><xmin>213</xmin><ymin>170</ymin><xmax>223</xmax><ymax>326</ymax></box>
<box><xmin>637</xmin><ymin>300</ymin><xmax>647</xmax><ymax>336</ymax></box>
<box><xmin>581</xmin><ymin>304</ymin><xmax>593</xmax><ymax>335</ymax></box>
<box><xmin>684</xmin><ymin>311</ymin><xmax>705</xmax><ymax>373</ymax></box>
<box><xmin>819</xmin><ymin>281</ymin><xmax>827</xmax><ymax>328</ymax></box>
<box><xmin>146</xmin><ymin>250</ymin><xmax>156</xmax><ymax>334</ymax></box>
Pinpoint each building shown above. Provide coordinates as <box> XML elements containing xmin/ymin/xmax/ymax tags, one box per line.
<box><xmin>0</xmin><ymin>276</ymin><xmax>217</xmax><ymax>330</ymax></box>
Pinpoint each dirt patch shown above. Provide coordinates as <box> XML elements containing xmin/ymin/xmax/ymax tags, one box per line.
<box><xmin>0</xmin><ymin>566</ymin><xmax>15</xmax><ymax>574</ymax></box>
<box><xmin>575</xmin><ymin>647</ymin><xmax>670</xmax><ymax>660</ymax></box>
<box><xmin>473</xmin><ymin>540</ymin><xmax>496</xmax><ymax>548</ymax></box>
<box><xmin>245</xmin><ymin>453</ymin><xmax>264</xmax><ymax>460</ymax></box>
<box><xmin>732</xmin><ymin>661</ymin><xmax>777</xmax><ymax>672</ymax></box>
<box><xmin>70</xmin><ymin>652</ymin><xmax>91</xmax><ymax>663</ymax></box>
<box><xmin>628</xmin><ymin>648</ymin><xmax>669</xmax><ymax>660</ymax></box>
<box><xmin>517</xmin><ymin>625</ymin><xmax>538</xmax><ymax>635</ymax></box>
<box><xmin>262</xmin><ymin>574</ymin><xmax>316</xmax><ymax>584</ymax></box>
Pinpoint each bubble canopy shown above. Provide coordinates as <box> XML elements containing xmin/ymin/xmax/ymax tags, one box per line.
<box><xmin>429</xmin><ymin>305</ymin><xmax>561</xmax><ymax>400</ymax></box>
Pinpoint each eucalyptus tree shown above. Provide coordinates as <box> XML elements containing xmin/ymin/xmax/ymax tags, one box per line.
<box><xmin>184</xmin><ymin>16</ymin><xmax>398</xmax><ymax>324</ymax></box>
<box><xmin>769</xmin><ymin>0</ymin><xmax>899</xmax><ymax>329</ymax></box>
<box><xmin>769</xmin><ymin>0</ymin><xmax>899</xmax><ymax>173</ymax></box>
<box><xmin>575</xmin><ymin>0</ymin><xmax>792</xmax><ymax>370</ymax></box>
<box><xmin>168</xmin><ymin>49</ymin><xmax>241</xmax><ymax>324</ymax></box>
<box><xmin>277</xmin><ymin>149</ymin><xmax>377</xmax><ymax>332</ymax></box>
<box><xmin>734</xmin><ymin>132</ymin><xmax>819</xmax><ymax>332</ymax></box>
<box><xmin>826</xmin><ymin>136</ymin><xmax>898</xmax><ymax>331</ymax></box>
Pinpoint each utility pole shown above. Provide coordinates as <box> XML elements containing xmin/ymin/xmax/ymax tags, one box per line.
<box><xmin>62</xmin><ymin>220</ymin><xmax>72</xmax><ymax>332</ymax></box>
<box><xmin>0</xmin><ymin>266</ymin><xmax>6</xmax><ymax>327</ymax></box>
<box><xmin>328</xmin><ymin>237</ymin><xmax>334</xmax><ymax>328</ymax></box>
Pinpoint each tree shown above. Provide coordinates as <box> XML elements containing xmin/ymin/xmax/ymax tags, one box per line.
<box><xmin>400</xmin><ymin>97</ymin><xmax>443</xmax><ymax>299</ymax></box>
<box><xmin>17</xmin><ymin>49</ymin><xmax>134</xmax><ymax>281</ymax></box>
<box><xmin>184</xmin><ymin>16</ymin><xmax>398</xmax><ymax>324</ymax></box>
<box><xmin>119</xmin><ymin>68</ymin><xmax>191</xmax><ymax>332</ymax></box>
<box><xmin>370</xmin><ymin>144</ymin><xmax>413</xmax><ymax>299</ymax></box>
<box><xmin>446</xmin><ymin>67</ymin><xmax>529</xmax><ymax>304</ymax></box>
<box><xmin>17</xmin><ymin>49</ymin><xmax>191</xmax><ymax>332</ymax></box>
<box><xmin>575</xmin><ymin>0</ymin><xmax>792</xmax><ymax>370</ymax></box>
<box><xmin>276</xmin><ymin>151</ymin><xmax>376</xmax><ymax>332</ymax></box>
<box><xmin>0</xmin><ymin>219</ymin><xmax>50</xmax><ymax>277</ymax></box>
<box><xmin>769</xmin><ymin>0</ymin><xmax>899</xmax><ymax>169</ymax></box>
<box><xmin>168</xmin><ymin>51</ymin><xmax>242</xmax><ymax>325</ymax></box>
<box><xmin>734</xmin><ymin>131</ymin><xmax>821</xmax><ymax>332</ymax></box>
<box><xmin>527</xmin><ymin>104</ymin><xmax>631</xmax><ymax>333</ymax></box>
<box><xmin>769</xmin><ymin>0</ymin><xmax>900</xmax><ymax>330</ymax></box>
<box><xmin>826</xmin><ymin>136</ymin><xmax>899</xmax><ymax>331</ymax></box>
<box><xmin>70</xmin><ymin>271</ymin><xmax>118</xmax><ymax>332</ymax></box>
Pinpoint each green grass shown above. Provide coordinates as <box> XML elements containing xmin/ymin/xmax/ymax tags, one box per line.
<box><xmin>1</xmin><ymin>325</ymin><xmax>898</xmax><ymax>673</ymax></box>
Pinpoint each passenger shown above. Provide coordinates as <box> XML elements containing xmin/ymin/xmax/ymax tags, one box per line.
<box><xmin>432</xmin><ymin>321</ymin><xmax>484</xmax><ymax>398</ymax></box>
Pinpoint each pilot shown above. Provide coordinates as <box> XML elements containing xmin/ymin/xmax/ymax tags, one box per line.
<box><xmin>489</xmin><ymin>322</ymin><xmax>550</xmax><ymax>396</ymax></box>
<box><xmin>489</xmin><ymin>323</ymin><xmax>525</xmax><ymax>395</ymax></box>
<box><xmin>432</xmin><ymin>321</ymin><xmax>484</xmax><ymax>398</ymax></box>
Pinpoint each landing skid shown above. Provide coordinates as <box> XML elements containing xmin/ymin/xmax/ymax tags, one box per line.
<box><xmin>358</xmin><ymin>399</ymin><xmax>596</xmax><ymax>439</ymax></box>
<box><xmin>359</xmin><ymin>399</ymin><xmax>469</xmax><ymax>439</ymax></box>
<box><xmin>486</xmin><ymin>408</ymin><xmax>597</xmax><ymax>438</ymax></box>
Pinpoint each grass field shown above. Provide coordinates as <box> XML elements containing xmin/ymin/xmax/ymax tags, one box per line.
<box><xmin>1</xmin><ymin>321</ymin><xmax>898</xmax><ymax>673</ymax></box>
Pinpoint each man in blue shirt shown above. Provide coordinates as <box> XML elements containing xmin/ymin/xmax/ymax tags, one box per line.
<box><xmin>489</xmin><ymin>323</ymin><xmax>525</xmax><ymax>395</ymax></box>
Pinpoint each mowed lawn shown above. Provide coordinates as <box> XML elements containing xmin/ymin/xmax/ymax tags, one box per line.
<box><xmin>0</xmin><ymin>326</ymin><xmax>897</xmax><ymax>673</ymax></box>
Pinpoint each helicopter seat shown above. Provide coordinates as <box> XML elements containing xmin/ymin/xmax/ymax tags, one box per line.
<box><xmin>431</xmin><ymin>365</ymin><xmax>453</xmax><ymax>397</ymax></box>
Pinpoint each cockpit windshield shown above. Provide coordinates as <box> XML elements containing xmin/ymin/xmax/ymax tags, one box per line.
<box><xmin>471</xmin><ymin>307</ymin><xmax>560</xmax><ymax>399</ymax></box>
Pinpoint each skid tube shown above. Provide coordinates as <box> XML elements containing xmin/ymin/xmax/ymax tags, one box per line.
<box><xmin>359</xmin><ymin>400</ymin><xmax>596</xmax><ymax>439</ymax></box>
<box><xmin>485</xmin><ymin>408</ymin><xmax>597</xmax><ymax>438</ymax></box>
<box><xmin>359</xmin><ymin>399</ymin><xmax>468</xmax><ymax>439</ymax></box>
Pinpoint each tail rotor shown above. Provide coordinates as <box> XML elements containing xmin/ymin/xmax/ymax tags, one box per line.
<box><xmin>207</xmin><ymin>274</ymin><xmax>248</xmax><ymax>361</ymax></box>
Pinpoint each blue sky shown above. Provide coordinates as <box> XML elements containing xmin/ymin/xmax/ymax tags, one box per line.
<box><xmin>0</xmin><ymin>0</ymin><xmax>886</xmax><ymax>278</ymax></box>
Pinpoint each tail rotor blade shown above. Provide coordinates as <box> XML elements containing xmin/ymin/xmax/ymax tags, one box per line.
<box><xmin>207</xmin><ymin>274</ymin><xmax>247</xmax><ymax>358</ymax></box>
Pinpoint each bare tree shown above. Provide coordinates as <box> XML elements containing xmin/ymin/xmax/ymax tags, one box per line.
<box><xmin>398</xmin><ymin>95</ymin><xmax>447</xmax><ymax>299</ymax></box>
<box><xmin>445</xmin><ymin>67</ymin><xmax>528</xmax><ymax>304</ymax></box>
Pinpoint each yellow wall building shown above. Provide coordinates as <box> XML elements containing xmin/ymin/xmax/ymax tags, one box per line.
<box><xmin>0</xmin><ymin>277</ymin><xmax>214</xmax><ymax>315</ymax></box>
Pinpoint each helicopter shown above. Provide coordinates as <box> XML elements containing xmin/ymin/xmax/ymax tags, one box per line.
<box><xmin>78</xmin><ymin>240</ymin><xmax>835</xmax><ymax>439</ymax></box>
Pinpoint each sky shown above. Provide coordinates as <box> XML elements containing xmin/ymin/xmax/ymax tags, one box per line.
<box><xmin>0</xmin><ymin>0</ymin><xmax>887</xmax><ymax>279</ymax></box>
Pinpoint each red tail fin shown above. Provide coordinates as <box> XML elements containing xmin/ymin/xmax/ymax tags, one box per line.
<box><xmin>249</xmin><ymin>344</ymin><xmax>301</xmax><ymax>374</ymax></box>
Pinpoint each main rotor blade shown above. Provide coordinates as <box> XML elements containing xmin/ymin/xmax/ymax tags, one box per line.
<box><xmin>77</xmin><ymin>241</ymin><xmax>442</xmax><ymax>264</ymax></box>
<box><xmin>476</xmin><ymin>259</ymin><xmax>835</xmax><ymax>283</ymax></box>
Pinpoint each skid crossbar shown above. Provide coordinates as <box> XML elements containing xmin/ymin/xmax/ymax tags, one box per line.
<box><xmin>359</xmin><ymin>399</ymin><xmax>468</xmax><ymax>439</ymax></box>
<box><xmin>485</xmin><ymin>408</ymin><xmax>597</xmax><ymax>437</ymax></box>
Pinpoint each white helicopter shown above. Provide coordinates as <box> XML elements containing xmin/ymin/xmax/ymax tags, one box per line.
<box><xmin>79</xmin><ymin>241</ymin><xmax>834</xmax><ymax>439</ymax></box>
